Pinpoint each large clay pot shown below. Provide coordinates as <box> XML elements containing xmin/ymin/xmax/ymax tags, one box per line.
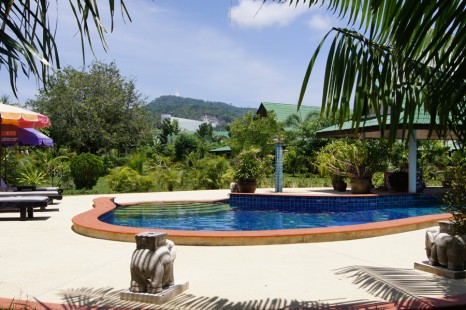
<box><xmin>332</xmin><ymin>180</ymin><xmax>347</xmax><ymax>192</ymax></box>
<box><xmin>350</xmin><ymin>177</ymin><xmax>372</xmax><ymax>194</ymax></box>
<box><xmin>236</xmin><ymin>181</ymin><xmax>257</xmax><ymax>193</ymax></box>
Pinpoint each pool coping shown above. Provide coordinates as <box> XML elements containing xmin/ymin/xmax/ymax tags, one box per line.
<box><xmin>72</xmin><ymin>195</ymin><xmax>453</xmax><ymax>246</ymax></box>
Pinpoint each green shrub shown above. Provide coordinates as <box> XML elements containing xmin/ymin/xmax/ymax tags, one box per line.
<box><xmin>17</xmin><ymin>165</ymin><xmax>47</xmax><ymax>186</ymax></box>
<box><xmin>173</xmin><ymin>133</ymin><xmax>199</xmax><ymax>161</ymax></box>
<box><xmin>127</xmin><ymin>152</ymin><xmax>146</xmax><ymax>174</ymax></box>
<box><xmin>158</xmin><ymin>166</ymin><xmax>182</xmax><ymax>191</ymax></box>
<box><xmin>372</xmin><ymin>172</ymin><xmax>385</xmax><ymax>188</ymax></box>
<box><xmin>283</xmin><ymin>147</ymin><xmax>308</xmax><ymax>176</ymax></box>
<box><xmin>101</xmin><ymin>153</ymin><xmax>128</xmax><ymax>172</ymax></box>
<box><xmin>70</xmin><ymin>153</ymin><xmax>104</xmax><ymax>189</ymax></box>
<box><xmin>108</xmin><ymin>167</ymin><xmax>154</xmax><ymax>193</ymax></box>
<box><xmin>442</xmin><ymin>159</ymin><xmax>466</xmax><ymax>234</ymax></box>
<box><xmin>55</xmin><ymin>161</ymin><xmax>73</xmax><ymax>189</ymax></box>
<box><xmin>189</xmin><ymin>156</ymin><xmax>232</xmax><ymax>190</ymax></box>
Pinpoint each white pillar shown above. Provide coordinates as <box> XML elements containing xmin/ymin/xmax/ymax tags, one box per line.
<box><xmin>408</xmin><ymin>130</ymin><xmax>417</xmax><ymax>193</ymax></box>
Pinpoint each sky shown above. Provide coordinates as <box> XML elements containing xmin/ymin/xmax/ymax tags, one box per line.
<box><xmin>3</xmin><ymin>0</ymin><xmax>346</xmax><ymax>109</ymax></box>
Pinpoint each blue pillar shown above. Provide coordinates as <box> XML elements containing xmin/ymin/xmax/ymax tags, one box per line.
<box><xmin>408</xmin><ymin>130</ymin><xmax>417</xmax><ymax>193</ymax></box>
<box><xmin>275</xmin><ymin>140</ymin><xmax>283</xmax><ymax>193</ymax></box>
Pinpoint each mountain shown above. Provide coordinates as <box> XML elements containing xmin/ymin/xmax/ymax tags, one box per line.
<box><xmin>146</xmin><ymin>95</ymin><xmax>255</xmax><ymax>125</ymax></box>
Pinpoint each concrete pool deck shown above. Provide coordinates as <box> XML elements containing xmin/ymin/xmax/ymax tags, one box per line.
<box><xmin>1</xmin><ymin>188</ymin><xmax>466</xmax><ymax>309</ymax></box>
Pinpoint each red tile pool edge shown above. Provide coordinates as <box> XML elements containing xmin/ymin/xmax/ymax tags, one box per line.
<box><xmin>4</xmin><ymin>296</ymin><xmax>466</xmax><ymax>310</ymax></box>
<box><xmin>71</xmin><ymin>196</ymin><xmax>453</xmax><ymax>246</ymax></box>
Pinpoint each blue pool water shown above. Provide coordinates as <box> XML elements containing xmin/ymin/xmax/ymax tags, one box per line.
<box><xmin>99</xmin><ymin>201</ymin><xmax>446</xmax><ymax>231</ymax></box>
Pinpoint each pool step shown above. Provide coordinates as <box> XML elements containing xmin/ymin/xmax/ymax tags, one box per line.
<box><xmin>116</xmin><ymin>202</ymin><xmax>230</xmax><ymax>218</ymax></box>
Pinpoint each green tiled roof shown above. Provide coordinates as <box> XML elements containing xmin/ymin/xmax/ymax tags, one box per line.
<box><xmin>209</xmin><ymin>146</ymin><xmax>231</xmax><ymax>153</ymax></box>
<box><xmin>257</xmin><ymin>102</ymin><xmax>321</xmax><ymax>123</ymax></box>
<box><xmin>316</xmin><ymin>110</ymin><xmax>451</xmax><ymax>139</ymax></box>
<box><xmin>318</xmin><ymin>111</ymin><xmax>430</xmax><ymax>133</ymax></box>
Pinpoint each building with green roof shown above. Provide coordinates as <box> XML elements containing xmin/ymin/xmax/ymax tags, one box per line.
<box><xmin>256</xmin><ymin>102</ymin><xmax>321</xmax><ymax>123</ymax></box>
<box><xmin>316</xmin><ymin>110</ymin><xmax>456</xmax><ymax>140</ymax></box>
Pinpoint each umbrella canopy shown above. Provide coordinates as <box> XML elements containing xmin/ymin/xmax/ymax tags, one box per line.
<box><xmin>0</xmin><ymin>103</ymin><xmax>50</xmax><ymax>128</ymax></box>
<box><xmin>1</xmin><ymin>124</ymin><xmax>53</xmax><ymax>147</ymax></box>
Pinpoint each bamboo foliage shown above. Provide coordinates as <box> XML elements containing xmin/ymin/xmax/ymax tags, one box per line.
<box><xmin>289</xmin><ymin>0</ymin><xmax>465</xmax><ymax>148</ymax></box>
<box><xmin>0</xmin><ymin>1</ymin><xmax>129</xmax><ymax>97</ymax></box>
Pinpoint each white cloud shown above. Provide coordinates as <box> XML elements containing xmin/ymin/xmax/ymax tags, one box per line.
<box><xmin>6</xmin><ymin>0</ymin><xmax>324</xmax><ymax>108</ymax></box>
<box><xmin>230</xmin><ymin>0</ymin><xmax>308</xmax><ymax>29</ymax></box>
<box><xmin>307</xmin><ymin>14</ymin><xmax>333</xmax><ymax>32</ymax></box>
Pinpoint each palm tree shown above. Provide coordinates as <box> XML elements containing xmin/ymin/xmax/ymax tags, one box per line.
<box><xmin>290</xmin><ymin>0</ymin><xmax>465</xmax><ymax>150</ymax></box>
<box><xmin>0</xmin><ymin>1</ymin><xmax>129</xmax><ymax>97</ymax></box>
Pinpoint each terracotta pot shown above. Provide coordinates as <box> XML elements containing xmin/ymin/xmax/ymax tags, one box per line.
<box><xmin>236</xmin><ymin>181</ymin><xmax>257</xmax><ymax>193</ymax></box>
<box><xmin>332</xmin><ymin>180</ymin><xmax>347</xmax><ymax>192</ymax></box>
<box><xmin>350</xmin><ymin>177</ymin><xmax>372</xmax><ymax>194</ymax></box>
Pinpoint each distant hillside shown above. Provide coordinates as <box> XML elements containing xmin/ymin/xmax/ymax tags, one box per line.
<box><xmin>146</xmin><ymin>95</ymin><xmax>255</xmax><ymax>125</ymax></box>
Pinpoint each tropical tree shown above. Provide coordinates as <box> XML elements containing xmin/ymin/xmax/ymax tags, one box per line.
<box><xmin>283</xmin><ymin>147</ymin><xmax>307</xmax><ymax>176</ymax></box>
<box><xmin>29</xmin><ymin>61</ymin><xmax>153</xmax><ymax>154</ymax></box>
<box><xmin>158</xmin><ymin>166</ymin><xmax>182</xmax><ymax>192</ymax></box>
<box><xmin>158</xmin><ymin>118</ymin><xmax>180</xmax><ymax>145</ymax></box>
<box><xmin>196</xmin><ymin>123</ymin><xmax>214</xmax><ymax>142</ymax></box>
<box><xmin>284</xmin><ymin>112</ymin><xmax>334</xmax><ymax>159</ymax></box>
<box><xmin>107</xmin><ymin>166</ymin><xmax>154</xmax><ymax>193</ymax></box>
<box><xmin>1</xmin><ymin>1</ymin><xmax>129</xmax><ymax>97</ymax></box>
<box><xmin>228</xmin><ymin>111</ymin><xmax>282</xmax><ymax>157</ymax></box>
<box><xmin>173</xmin><ymin>132</ymin><xmax>200</xmax><ymax>162</ymax></box>
<box><xmin>188</xmin><ymin>156</ymin><xmax>232</xmax><ymax>190</ymax></box>
<box><xmin>292</xmin><ymin>0</ymin><xmax>466</xmax><ymax>150</ymax></box>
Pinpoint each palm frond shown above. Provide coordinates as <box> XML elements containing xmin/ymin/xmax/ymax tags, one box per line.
<box><xmin>0</xmin><ymin>0</ymin><xmax>130</xmax><ymax>97</ymax></box>
<box><xmin>291</xmin><ymin>0</ymin><xmax>465</xmax><ymax>148</ymax></box>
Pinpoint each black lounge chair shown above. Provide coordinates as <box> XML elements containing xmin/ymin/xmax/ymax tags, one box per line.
<box><xmin>0</xmin><ymin>190</ymin><xmax>62</xmax><ymax>201</ymax></box>
<box><xmin>0</xmin><ymin>196</ymin><xmax>49</xmax><ymax>220</ymax></box>
<box><xmin>13</xmin><ymin>185</ymin><xmax>63</xmax><ymax>194</ymax></box>
<box><xmin>0</xmin><ymin>177</ymin><xmax>63</xmax><ymax>194</ymax></box>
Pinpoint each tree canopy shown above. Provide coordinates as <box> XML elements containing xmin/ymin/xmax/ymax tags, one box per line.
<box><xmin>0</xmin><ymin>1</ymin><xmax>129</xmax><ymax>96</ymax></box>
<box><xmin>293</xmin><ymin>0</ymin><xmax>466</xmax><ymax>149</ymax></box>
<box><xmin>228</xmin><ymin>111</ymin><xmax>282</xmax><ymax>157</ymax></box>
<box><xmin>29</xmin><ymin>61</ymin><xmax>152</xmax><ymax>154</ymax></box>
<box><xmin>146</xmin><ymin>95</ymin><xmax>253</xmax><ymax>125</ymax></box>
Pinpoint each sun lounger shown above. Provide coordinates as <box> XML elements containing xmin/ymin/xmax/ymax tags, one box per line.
<box><xmin>0</xmin><ymin>196</ymin><xmax>49</xmax><ymax>220</ymax></box>
<box><xmin>15</xmin><ymin>186</ymin><xmax>63</xmax><ymax>194</ymax></box>
<box><xmin>0</xmin><ymin>190</ymin><xmax>62</xmax><ymax>201</ymax></box>
<box><xmin>0</xmin><ymin>177</ymin><xmax>63</xmax><ymax>194</ymax></box>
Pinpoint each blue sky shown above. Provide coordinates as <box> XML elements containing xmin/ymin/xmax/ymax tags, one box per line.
<box><xmin>4</xmin><ymin>0</ymin><xmax>345</xmax><ymax>109</ymax></box>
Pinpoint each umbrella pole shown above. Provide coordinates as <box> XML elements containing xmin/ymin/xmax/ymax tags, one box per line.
<box><xmin>0</xmin><ymin>117</ymin><xmax>2</xmax><ymax>183</ymax></box>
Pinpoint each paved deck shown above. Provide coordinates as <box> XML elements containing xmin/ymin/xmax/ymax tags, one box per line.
<box><xmin>0</xmin><ymin>188</ymin><xmax>465</xmax><ymax>309</ymax></box>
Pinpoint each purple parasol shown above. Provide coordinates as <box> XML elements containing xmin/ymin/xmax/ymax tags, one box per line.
<box><xmin>1</xmin><ymin>124</ymin><xmax>53</xmax><ymax>147</ymax></box>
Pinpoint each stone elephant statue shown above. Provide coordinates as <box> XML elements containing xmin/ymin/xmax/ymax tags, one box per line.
<box><xmin>425</xmin><ymin>227</ymin><xmax>466</xmax><ymax>271</ymax></box>
<box><xmin>129</xmin><ymin>232</ymin><xmax>176</xmax><ymax>294</ymax></box>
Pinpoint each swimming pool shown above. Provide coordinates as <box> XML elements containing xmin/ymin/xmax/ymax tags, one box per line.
<box><xmin>72</xmin><ymin>191</ymin><xmax>452</xmax><ymax>245</ymax></box>
<box><xmin>99</xmin><ymin>201</ymin><xmax>446</xmax><ymax>231</ymax></box>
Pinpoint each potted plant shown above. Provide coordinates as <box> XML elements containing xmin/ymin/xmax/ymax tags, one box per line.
<box><xmin>331</xmin><ymin>175</ymin><xmax>347</xmax><ymax>192</ymax></box>
<box><xmin>315</xmin><ymin>139</ymin><xmax>389</xmax><ymax>194</ymax></box>
<box><xmin>233</xmin><ymin>147</ymin><xmax>266</xmax><ymax>193</ymax></box>
<box><xmin>388</xmin><ymin>170</ymin><xmax>409</xmax><ymax>192</ymax></box>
